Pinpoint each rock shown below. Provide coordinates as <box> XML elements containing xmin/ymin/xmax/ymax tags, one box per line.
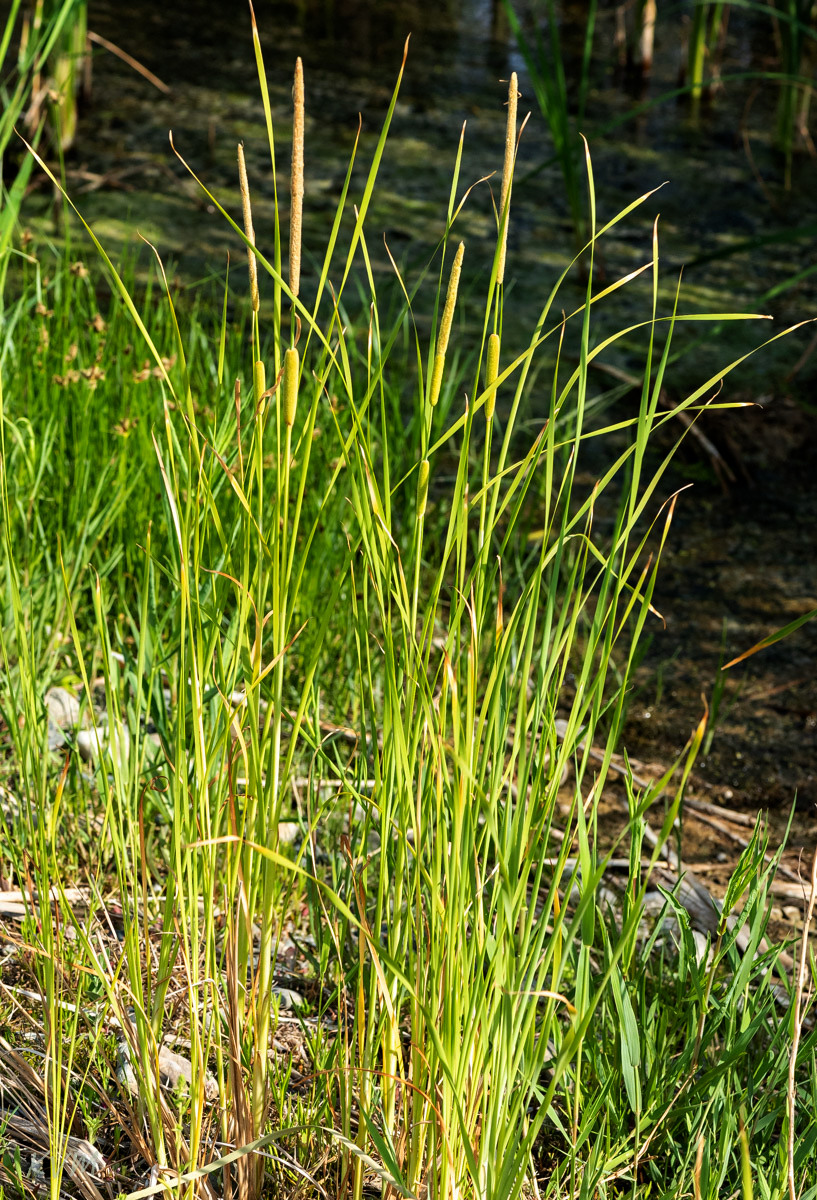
<box><xmin>115</xmin><ymin>1040</ymin><xmax>138</xmax><ymax>1094</ymax></box>
<box><xmin>0</xmin><ymin>784</ymin><xmax>22</xmax><ymax>820</ymax></box>
<box><xmin>278</xmin><ymin>821</ymin><xmax>300</xmax><ymax>844</ymax></box>
<box><xmin>44</xmin><ymin>685</ymin><xmax>81</xmax><ymax>749</ymax></box>
<box><xmin>76</xmin><ymin>720</ymin><xmax>130</xmax><ymax>769</ymax></box>
<box><xmin>115</xmin><ymin>1038</ymin><xmax>218</xmax><ymax>1101</ymax></box>
<box><xmin>157</xmin><ymin>1044</ymin><xmax>219</xmax><ymax>1100</ymax></box>
<box><xmin>271</xmin><ymin>986</ymin><xmax>304</xmax><ymax>1011</ymax></box>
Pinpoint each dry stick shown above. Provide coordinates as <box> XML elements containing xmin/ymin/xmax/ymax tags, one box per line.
<box><xmin>788</xmin><ymin>845</ymin><xmax>817</xmax><ymax>1200</ymax></box>
<box><xmin>496</xmin><ymin>71</ymin><xmax>518</xmax><ymax>286</ymax></box>
<box><xmin>688</xmin><ymin>807</ymin><xmax>764</xmax><ymax>849</ymax></box>
<box><xmin>237</xmin><ymin>143</ymin><xmax>259</xmax><ymax>313</ymax></box>
<box><xmin>684</xmin><ymin>796</ymin><xmax>757</xmax><ymax>828</ymax></box>
<box><xmin>639</xmin><ymin>0</ymin><xmax>657</xmax><ymax>73</ymax></box>
<box><xmin>588</xmin><ymin>738</ymin><xmax>805</xmax><ymax>887</ymax></box>
<box><xmin>86</xmin><ymin>30</ymin><xmax>170</xmax><ymax>93</ymax></box>
<box><xmin>684</xmin><ymin>805</ymin><xmax>813</xmax><ymax>889</ymax></box>
<box><xmin>290</xmin><ymin>57</ymin><xmax>304</xmax><ymax>307</ymax></box>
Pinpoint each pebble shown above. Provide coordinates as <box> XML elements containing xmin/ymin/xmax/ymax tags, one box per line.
<box><xmin>44</xmin><ymin>684</ymin><xmax>81</xmax><ymax>749</ymax></box>
<box><xmin>76</xmin><ymin>720</ymin><xmax>130</xmax><ymax>769</ymax></box>
<box><xmin>271</xmin><ymin>986</ymin><xmax>304</xmax><ymax>1011</ymax></box>
<box><xmin>116</xmin><ymin>1038</ymin><xmax>218</xmax><ymax>1101</ymax></box>
<box><xmin>0</xmin><ymin>784</ymin><xmax>22</xmax><ymax>819</ymax></box>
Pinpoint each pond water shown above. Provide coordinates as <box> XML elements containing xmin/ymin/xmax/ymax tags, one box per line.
<box><xmin>31</xmin><ymin>1</ymin><xmax>817</xmax><ymax>824</ymax></box>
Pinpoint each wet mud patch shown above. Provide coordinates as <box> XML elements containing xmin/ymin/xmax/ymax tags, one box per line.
<box><xmin>622</xmin><ymin>393</ymin><xmax>817</xmax><ymax>835</ymax></box>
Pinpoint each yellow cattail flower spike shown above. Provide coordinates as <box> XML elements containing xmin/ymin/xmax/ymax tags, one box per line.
<box><xmin>429</xmin><ymin>241</ymin><xmax>465</xmax><ymax>408</ymax></box>
<box><xmin>497</xmin><ymin>72</ymin><xmax>518</xmax><ymax>286</ymax></box>
<box><xmin>238</xmin><ymin>143</ymin><xmax>259</xmax><ymax>312</ymax></box>
<box><xmin>290</xmin><ymin>57</ymin><xmax>304</xmax><ymax>301</ymax></box>
<box><xmin>283</xmin><ymin>347</ymin><xmax>299</xmax><ymax>428</ymax></box>
<box><xmin>485</xmin><ymin>333</ymin><xmax>500</xmax><ymax>421</ymax></box>
<box><xmin>253</xmin><ymin>359</ymin><xmax>266</xmax><ymax>414</ymax></box>
<box><xmin>416</xmin><ymin>459</ymin><xmax>430</xmax><ymax>520</ymax></box>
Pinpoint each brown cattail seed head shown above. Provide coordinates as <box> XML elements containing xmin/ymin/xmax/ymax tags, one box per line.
<box><xmin>283</xmin><ymin>347</ymin><xmax>299</xmax><ymax>427</ymax></box>
<box><xmin>416</xmin><ymin>459</ymin><xmax>430</xmax><ymax>520</ymax></box>
<box><xmin>497</xmin><ymin>73</ymin><xmax>518</xmax><ymax>285</ymax></box>
<box><xmin>290</xmin><ymin>57</ymin><xmax>304</xmax><ymax>300</ymax></box>
<box><xmin>238</xmin><ymin>143</ymin><xmax>259</xmax><ymax>312</ymax></box>
<box><xmin>485</xmin><ymin>333</ymin><xmax>500</xmax><ymax>421</ymax></box>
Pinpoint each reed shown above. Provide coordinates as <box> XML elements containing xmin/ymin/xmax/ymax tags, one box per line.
<box><xmin>0</xmin><ymin>11</ymin><xmax>815</xmax><ymax>1200</ymax></box>
<box><xmin>511</xmin><ymin>0</ymin><xmax>815</xmax><ymax>197</ymax></box>
<box><xmin>504</xmin><ymin>0</ymin><xmax>596</xmax><ymax>248</ymax></box>
<box><xmin>0</xmin><ymin>0</ymin><xmax>88</xmax><ymax>299</ymax></box>
<box><xmin>773</xmin><ymin>0</ymin><xmax>816</xmax><ymax>187</ymax></box>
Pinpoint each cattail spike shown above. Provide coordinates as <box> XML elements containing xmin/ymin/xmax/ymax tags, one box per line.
<box><xmin>416</xmin><ymin>459</ymin><xmax>430</xmax><ymax>520</ymax></box>
<box><xmin>238</xmin><ymin>143</ymin><xmax>259</xmax><ymax>312</ymax></box>
<box><xmin>428</xmin><ymin>241</ymin><xmax>465</xmax><ymax>408</ymax></box>
<box><xmin>438</xmin><ymin>241</ymin><xmax>464</xmax><ymax>358</ymax></box>
<box><xmin>429</xmin><ymin>353</ymin><xmax>445</xmax><ymax>409</ymax></box>
<box><xmin>253</xmin><ymin>359</ymin><xmax>266</xmax><ymax>414</ymax></box>
<box><xmin>290</xmin><ymin>57</ymin><xmax>304</xmax><ymax>301</ymax></box>
<box><xmin>283</xmin><ymin>347</ymin><xmax>299</xmax><ymax>427</ymax></box>
<box><xmin>497</xmin><ymin>73</ymin><xmax>518</xmax><ymax>285</ymax></box>
<box><xmin>485</xmin><ymin>333</ymin><xmax>500</xmax><ymax>421</ymax></box>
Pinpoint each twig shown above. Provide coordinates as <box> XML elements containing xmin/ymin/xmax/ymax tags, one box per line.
<box><xmin>684</xmin><ymin>796</ymin><xmax>757</xmax><ymax>828</ymax></box>
<box><xmin>87</xmin><ymin>31</ymin><xmax>170</xmax><ymax>93</ymax></box>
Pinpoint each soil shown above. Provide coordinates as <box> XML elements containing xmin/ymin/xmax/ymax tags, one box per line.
<box><xmin>622</xmin><ymin>395</ymin><xmax>817</xmax><ymax>836</ymax></box>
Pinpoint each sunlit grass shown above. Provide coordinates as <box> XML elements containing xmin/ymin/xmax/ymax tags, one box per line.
<box><xmin>0</xmin><ymin>10</ymin><xmax>815</xmax><ymax>1200</ymax></box>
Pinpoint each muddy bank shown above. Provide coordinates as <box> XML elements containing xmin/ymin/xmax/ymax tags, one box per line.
<box><xmin>623</xmin><ymin>395</ymin><xmax>817</xmax><ymax>819</ymax></box>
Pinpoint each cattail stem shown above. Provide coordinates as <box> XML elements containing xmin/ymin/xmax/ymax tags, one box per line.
<box><xmin>290</xmin><ymin>57</ymin><xmax>304</xmax><ymax>305</ymax></box>
<box><xmin>238</xmin><ymin>143</ymin><xmax>259</xmax><ymax>312</ymax></box>
<box><xmin>428</xmin><ymin>241</ymin><xmax>465</xmax><ymax>407</ymax></box>
<box><xmin>497</xmin><ymin>72</ymin><xmax>518</xmax><ymax>285</ymax></box>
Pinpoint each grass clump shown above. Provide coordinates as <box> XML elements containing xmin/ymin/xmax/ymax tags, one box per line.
<box><xmin>0</xmin><ymin>10</ymin><xmax>815</xmax><ymax>1200</ymax></box>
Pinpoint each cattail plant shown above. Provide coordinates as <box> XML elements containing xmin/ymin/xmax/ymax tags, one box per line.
<box><xmin>9</xmin><ymin>13</ymin><xmax>813</xmax><ymax>1200</ymax></box>
<box><xmin>687</xmin><ymin>1</ymin><xmax>729</xmax><ymax>108</ymax></box>
<box><xmin>774</xmin><ymin>0</ymin><xmax>814</xmax><ymax>188</ymax></box>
